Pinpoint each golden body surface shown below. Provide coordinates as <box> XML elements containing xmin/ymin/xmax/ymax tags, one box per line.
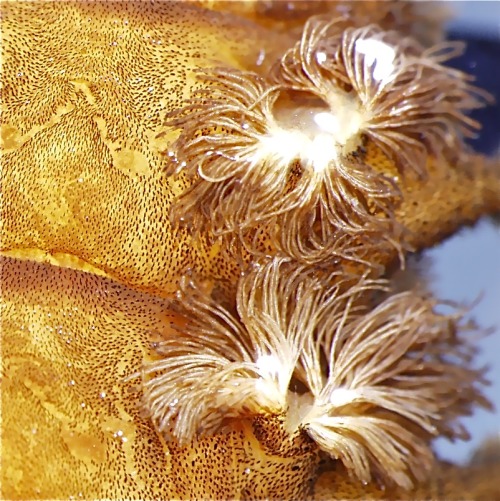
<box><xmin>1</xmin><ymin>1</ymin><xmax>500</xmax><ymax>500</ymax></box>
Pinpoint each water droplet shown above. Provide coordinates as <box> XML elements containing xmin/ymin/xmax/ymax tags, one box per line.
<box><xmin>256</xmin><ymin>48</ymin><xmax>266</xmax><ymax>66</ymax></box>
<box><xmin>316</xmin><ymin>51</ymin><xmax>327</xmax><ymax>65</ymax></box>
<box><xmin>99</xmin><ymin>391</ymin><xmax>107</xmax><ymax>399</ymax></box>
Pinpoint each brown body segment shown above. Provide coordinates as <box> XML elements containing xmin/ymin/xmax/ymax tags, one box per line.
<box><xmin>1</xmin><ymin>257</ymin><xmax>321</xmax><ymax>500</ymax></box>
<box><xmin>0</xmin><ymin>1</ymin><xmax>290</xmax><ymax>296</ymax></box>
